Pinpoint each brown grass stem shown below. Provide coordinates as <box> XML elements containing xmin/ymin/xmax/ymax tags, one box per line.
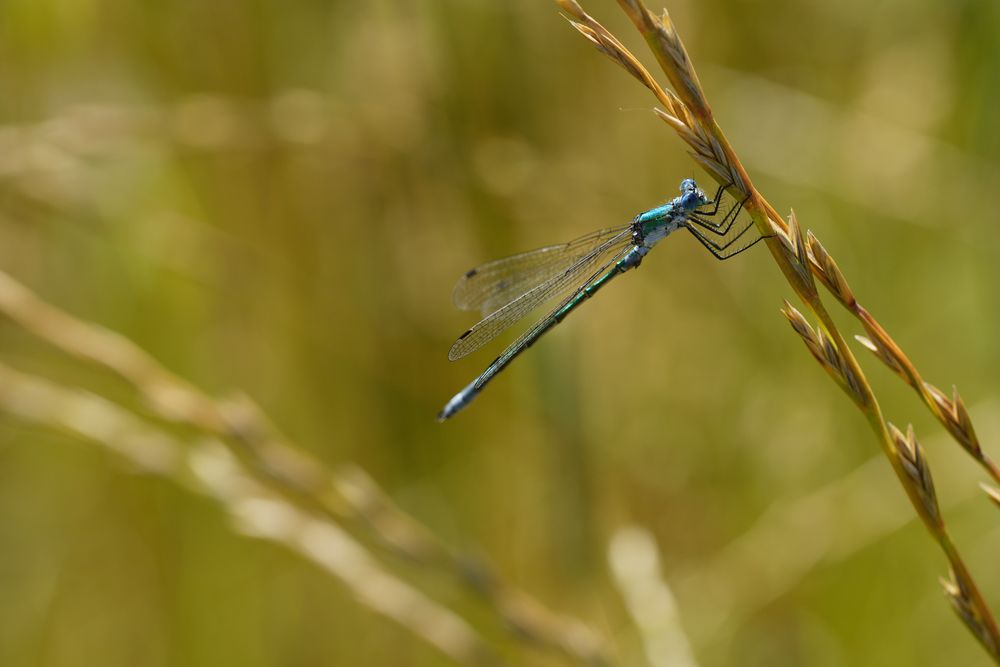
<box><xmin>556</xmin><ymin>1</ymin><xmax>1000</xmax><ymax>661</ymax></box>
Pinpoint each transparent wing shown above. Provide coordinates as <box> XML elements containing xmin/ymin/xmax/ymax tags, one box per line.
<box><xmin>472</xmin><ymin>244</ymin><xmax>635</xmax><ymax>389</ymax></box>
<box><xmin>448</xmin><ymin>227</ymin><xmax>633</xmax><ymax>361</ymax></box>
<box><xmin>452</xmin><ymin>225</ymin><xmax>631</xmax><ymax>316</ymax></box>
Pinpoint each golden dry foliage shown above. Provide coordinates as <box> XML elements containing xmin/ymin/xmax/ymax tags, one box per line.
<box><xmin>556</xmin><ymin>0</ymin><xmax>999</xmax><ymax>661</ymax></box>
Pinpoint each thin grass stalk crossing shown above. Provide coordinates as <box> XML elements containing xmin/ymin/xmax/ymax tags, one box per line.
<box><xmin>0</xmin><ymin>268</ymin><xmax>612</xmax><ymax>667</ymax></box>
<box><xmin>0</xmin><ymin>363</ymin><xmax>502</xmax><ymax>666</ymax></box>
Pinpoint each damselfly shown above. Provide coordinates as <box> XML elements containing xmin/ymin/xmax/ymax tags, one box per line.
<box><xmin>438</xmin><ymin>178</ymin><xmax>765</xmax><ymax>421</ymax></box>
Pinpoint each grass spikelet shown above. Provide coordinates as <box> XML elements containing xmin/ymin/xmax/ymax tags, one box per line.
<box><xmin>781</xmin><ymin>301</ymin><xmax>823</xmax><ymax>361</ymax></box>
<box><xmin>557</xmin><ymin>0</ymin><xmax>671</xmax><ymax>108</ymax></box>
<box><xmin>779</xmin><ymin>209</ymin><xmax>820</xmax><ymax>300</ymax></box>
<box><xmin>887</xmin><ymin>423</ymin><xmax>941</xmax><ymax>528</ymax></box>
<box><xmin>563</xmin><ymin>19</ymin><xmax>649</xmax><ymax>89</ymax></box>
<box><xmin>854</xmin><ymin>333</ymin><xmax>907</xmax><ymax>380</ymax></box>
<box><xmin>615</xmin><ymin>1</ymin><xmax>708</xmax><ymax>115</ymax></box>
<box><xmin>806</xmin><ymin>231</ymin><xmax>856</xmax><ymax>308</ymax></box>
<box><xmin>923</xmin><ymin>383</ymin><xmax>983</xmax><ymax>459</ymax></box>
<box><xmin>853</xmin><ymin>301</ymin><xmax>999</xmax><ymax>483</ymax></box>
<box><xmin>781</xmin><ymin>301</ymin><xmax>864</xmax><ymax>406</ymax></box>
<box><xmin>943</xmin><ymin>568</ymin><xmax>1000</xmax><ymax>662</ymax></box>
<box><xmin>982</xmin><ymin>484</ymin><xmax>1000</xmax><ymax>510</ymax></box>
<box><xmin>559</xmin><ymin>0</ymin><xmax>749</xmax><ymax>199</ymax></box>
<box><xmin>652</xmin><ymin>107</ymin><xmax>703</xmax><ymax>154</ymax></box>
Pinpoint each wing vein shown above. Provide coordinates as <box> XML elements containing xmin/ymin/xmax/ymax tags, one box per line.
<box><xmin>449</xmin><ymin>227</ymin><xmax>633</xmax><ymax>360</ymax></box>
<box><xmin>452</xmin><ymin>225</ymin><xmax>631</xmax><ymax>315</ymax></box>
<box><xmin>473</xmin><ymin>244</ymin><xmax>635</xmax><ymax>389</ymax></box>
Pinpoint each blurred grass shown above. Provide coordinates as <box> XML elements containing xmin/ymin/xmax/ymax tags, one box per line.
<box><xmin>0</xmin><ymin>0</ymin><xmax>998</xmax><ymax>665</ymax></box>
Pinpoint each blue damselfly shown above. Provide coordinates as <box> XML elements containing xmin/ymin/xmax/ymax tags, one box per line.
<box><xmin>438</xmin><ymin>179</ymin><xmax>764</xmax><ymax>421</ymax></box>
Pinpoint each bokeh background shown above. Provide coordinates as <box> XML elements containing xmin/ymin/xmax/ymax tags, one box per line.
<box><xmin>1</xmin><ymin>0</ymin><xmax>999</xmax><ymax>665</ymax></box>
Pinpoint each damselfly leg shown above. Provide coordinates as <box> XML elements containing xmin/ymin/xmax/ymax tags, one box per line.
<box><xmin>683</xmin><ymin>190</ymin><xmax>771</xmax><ymax>260</ymax></box>
<box><xmin>693</xmin><ymin>182</ymin><xmax>728</xmax><ymax>217</ymax></box>
<box><xmin>690</xmin><ymin>191</ymin><xmax>745</xmax><ymax>235</ymax></box>
<box><xmin>687</xmin><ymin>223</ymin><xmax>769</xmax><ymax>259</ymax></box>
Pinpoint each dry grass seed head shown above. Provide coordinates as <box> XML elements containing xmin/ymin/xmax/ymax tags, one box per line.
<box><xmin>923</xmin><ymin>382</ymin><xmax>983</xmax><ymax>459</ymax></box>
<box><xmin>942</xmin><ymin>568</ymin><xmax>1000</xmax><ymax>661</ymax></box>
<box><xmin>887</xmin><ymin>423</ymin><xmax>941</xmax><ymax>528</ymax></box>
<box><xmin>806</xmin><ymin>231</ymin><xmax>856</xmax><ymax>308</ymax></box>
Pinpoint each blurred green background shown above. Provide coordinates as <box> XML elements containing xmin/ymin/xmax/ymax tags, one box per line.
<box><xmin>1</xmin><ymin>0</ymin><xmax>999</xmax><ymax>665</ymax></box>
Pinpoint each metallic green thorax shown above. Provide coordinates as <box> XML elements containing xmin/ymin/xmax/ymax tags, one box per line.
<box><xmin>635</xmin><ymin>203</ymin><xmax>674</xmax><ymax>238</ymax></box>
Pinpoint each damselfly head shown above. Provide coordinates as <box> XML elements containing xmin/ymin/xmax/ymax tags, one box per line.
<box><xmin>678</xmin><ymin>179</ymin><xmax>709</xmax><ymax>212</ymax></box>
